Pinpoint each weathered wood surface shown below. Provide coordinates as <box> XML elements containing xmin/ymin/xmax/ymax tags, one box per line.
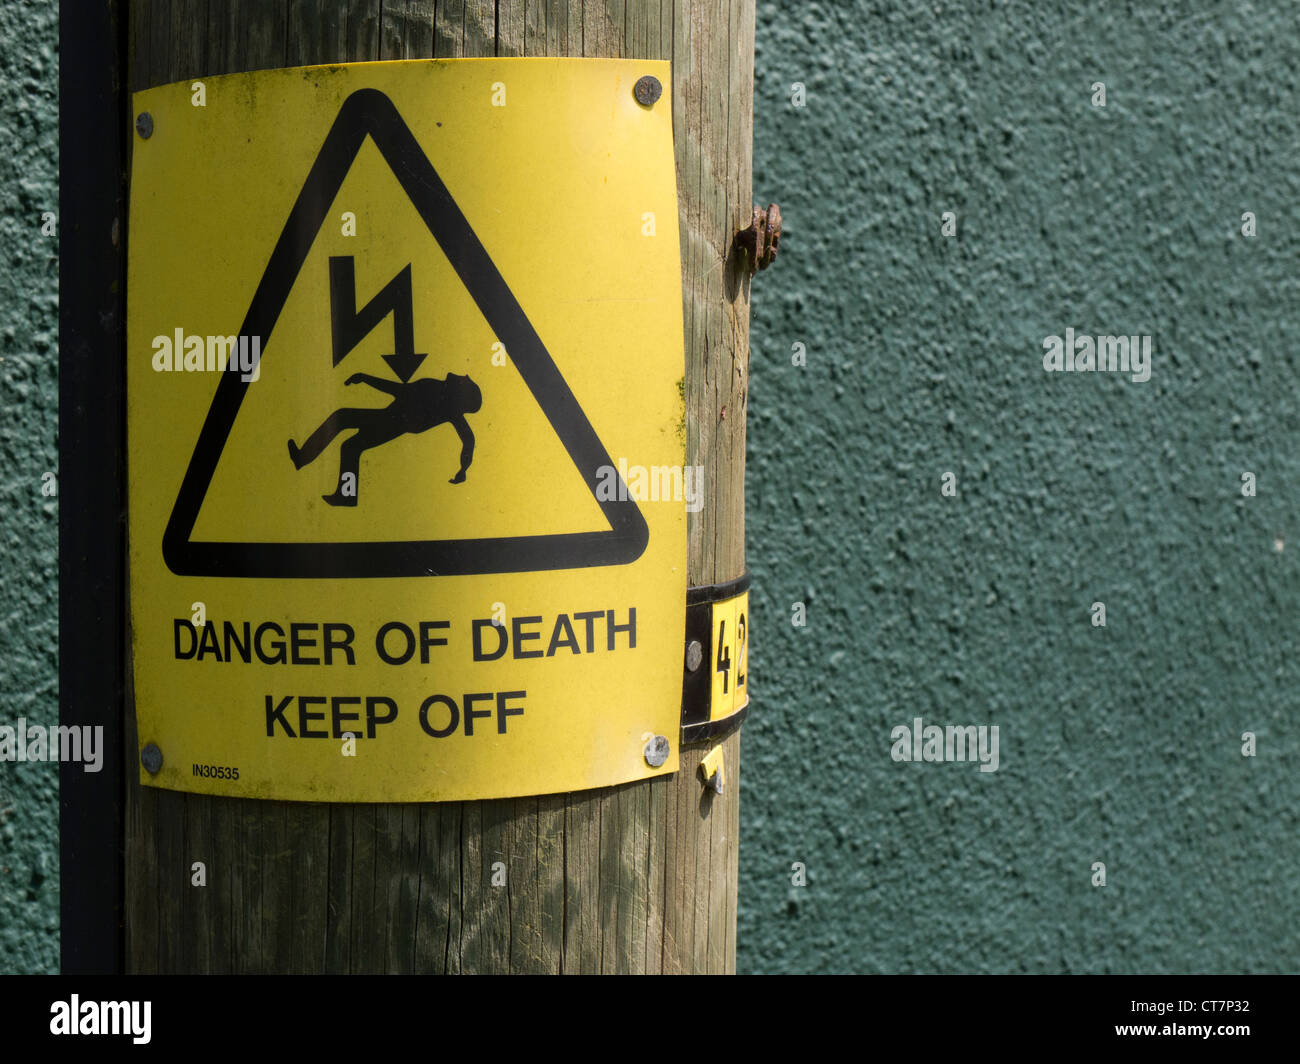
<box><xmin>125</xmin><ymin>0</ymin><xmax>753</xmax><ymax>973</ymax></box>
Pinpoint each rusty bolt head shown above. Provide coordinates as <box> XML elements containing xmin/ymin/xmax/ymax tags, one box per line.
<box><xmin>633</xmin><ymin>75</ymin><xmax>663</xmax><ymax>107</ymax></box>
<box><xmin>762</xmin><ymin>203</ymin><xmax>782</xmax><ymax>267</ymax></box>
<box><xmin>686</xmin><ymin>639</ymin><xmax>703</xmax><ymax>672</ymax></box>
<box><xmin>135</xmin><ymin>112</ymin><xmax>154</xmax><ymax>139</ymax></box>
<box><xmin>737</xmin><ymin>203</ymin><xmax>783</xmax><ymax>276</ymax></box>
<box><xmin>141</xmin><ymin>743</ymin><xmax>163</xmax><ymax>775</ymax></box>
<box><xmin>643</xmin><ymin>735</ymin><xmax>670</xmax><ymax>767</ymax></box>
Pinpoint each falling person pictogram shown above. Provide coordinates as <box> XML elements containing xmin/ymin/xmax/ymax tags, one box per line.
<box><xmin>288</xmin><ymin>371</ymin><xmax>482</xmax><ymax>506</ymax></box>
<box><xmin>286</xmin><ymin>256</ymin><xmax>482</xmax><ymax>505</ymax></box>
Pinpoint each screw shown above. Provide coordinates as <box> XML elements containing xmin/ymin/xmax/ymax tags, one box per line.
<box><xmin>685</xmin><ymin>639</ymin><xmax>703</xmax><ymax>672</ymax></box>
<box><xmin>135</xmin><ymin>112</ymin><xmax>154</xmax><ymax>139</ymax></box>
<box><xmin>643</xmin><ymin>735</ymin><xmax>670</xmax><ymax>767</ymax></box>
<box><xmin>140</xmin><ymin>743</ymin><xmax>163</xmax><ymax>775</ymax></box>
<box><xmin>633</xmin><ymin>75</ymin><xmax>662</xmax><ymax>107</ymax></box>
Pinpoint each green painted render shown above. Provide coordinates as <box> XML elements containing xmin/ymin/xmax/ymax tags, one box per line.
<box><xmin>0</xmin><ymin>0</ymin><xmax>59</xmax><ymax>975</ymax></box>
<box><xmin>4</xmin><ymin>1</ymin><xmax>1297</xmax><ymax>974</ymax></box>
<box><xmin>737</xmin><ymin>1</ymin><xmax>1300</xmax><ymax>973</ymax></box>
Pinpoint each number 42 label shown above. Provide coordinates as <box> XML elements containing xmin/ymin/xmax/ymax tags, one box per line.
<box><xmin>709</xmin><ymin>591</ymin><xmax>749</xmax><ymax>721</ymax></box>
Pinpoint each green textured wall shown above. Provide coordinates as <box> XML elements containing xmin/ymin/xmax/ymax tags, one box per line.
<box><xmin>8</xmin><ymin>2</ymin><xmax>1298</xmax><ymax>974</ymax></box>
<box><xmin>0</xmin><ymin>0</ymin><xmax>59</xmax><ymax>974</ymax></box>
<box><xmin>738</xmin><ymin>1</ymin><xmax>1300</xmax><ymax>972</ymax></box>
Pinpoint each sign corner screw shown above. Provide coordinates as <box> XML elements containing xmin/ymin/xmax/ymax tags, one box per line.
<box><xmin>643</xmin><ymin>735</ymin><xmax>670</xmax><ymax>767</ymax></box>
<box><xmin>633</xmin><ymin>75</ymin><xmax>662</xmax><ymax>108</ymax></box>
<box><xmin>141</xmin><ymin>743</ymin><xmax>163</xmax><ymax>775</ymax></box>
<box><xmin>135</xmin><ymin>112</ymin><xmax>154</xmax><ymax>139</ymax></box>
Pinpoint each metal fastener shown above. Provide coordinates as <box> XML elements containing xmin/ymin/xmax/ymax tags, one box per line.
<box><xmin>135</xmin><ymin>112</ymin><xmax>154</xmax><ymax>139</ymax></box>
<box><xmin>141</xmin><ymin>743</ymin><xmax>163</xmax><ymax>775</ymax></box>
<box><xmin>685</xmin><ymin>639</ymin><xmax>703</xmax><ymax>672</ymax></box>
<box><xmin>633</xmin><ymin>75</ymin><xmax>662</xmax><ymax>107</ymax></box>
<box><xmin>643</xmin><ymin>734</ymin><xmax>670</xmax><ymax>767</ymax></box>
<box><xmin>737</xmin><ymin>203</ymin><xmax>783</xmax><ymax>275</ymax></box>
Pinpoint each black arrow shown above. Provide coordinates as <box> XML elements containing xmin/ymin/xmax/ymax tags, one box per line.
<box><xmin>382</xmin><ymin>350</ymin><xmax>427</xmax><ymax>382</ymax></box>
<box><xmin>329</xmin><ymin>257</ymin><xmax>425</xmax><ymax>381</ymax></box>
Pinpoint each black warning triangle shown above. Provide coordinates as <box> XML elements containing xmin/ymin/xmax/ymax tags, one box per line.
<box><xmin>162</xmin><ymin>88</ymin><xmax>650</xmax><ymax>579</ymax></box>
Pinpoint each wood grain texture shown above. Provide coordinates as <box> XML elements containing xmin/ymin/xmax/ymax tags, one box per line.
<box><xmin>125</xmin><ymin>0</ymin><xmax>752</xmax><ymax>974</ymax></box>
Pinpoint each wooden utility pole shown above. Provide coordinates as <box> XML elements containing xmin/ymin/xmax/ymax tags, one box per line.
<box><xmin>124</xmin><ymin>0</ymin><xmax>754</xmax><ymax>974</ymax></box>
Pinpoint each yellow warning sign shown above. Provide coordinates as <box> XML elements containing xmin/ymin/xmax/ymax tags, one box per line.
<box><xmin>126</xmin><ymin>60</ymin><xmax>687</xmax><ymax>801</ymax></box>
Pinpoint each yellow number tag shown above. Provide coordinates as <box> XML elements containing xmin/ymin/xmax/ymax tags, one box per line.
<box><xmin>709</xmin><ymin>591</ymin><xmax>749</xmax><ymax>721</ymax></box>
